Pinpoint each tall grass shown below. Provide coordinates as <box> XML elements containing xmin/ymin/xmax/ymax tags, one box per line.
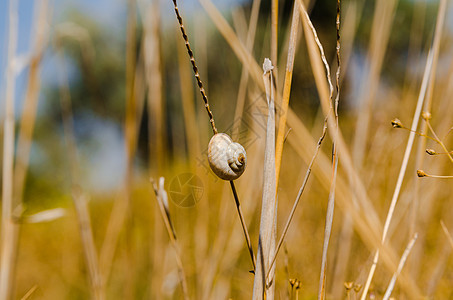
<box><xmin>2</xmin><ymin>0</ymin><xmax>453</xmax><ymax>299</ymax></box>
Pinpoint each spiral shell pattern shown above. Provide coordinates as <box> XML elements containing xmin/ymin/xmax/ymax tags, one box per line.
<box><xmin>208</xmin><ymin>133</ymin><xmax>247</xmax><ymax>180</ymax></box>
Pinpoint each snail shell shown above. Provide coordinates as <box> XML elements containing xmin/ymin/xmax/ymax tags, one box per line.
<box><xmin>208</xmin><ymin>133</ymin><xmax>247</xmax><ymax>180</ymax></box>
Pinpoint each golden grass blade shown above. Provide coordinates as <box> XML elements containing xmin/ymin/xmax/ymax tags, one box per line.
<box><xmin>232</xmin><ymin>0</ymin><xmax>261</xmax><ymax>139</ymax></box>
<box><xmin>1</xmin><ymin>0</ymin><xmax>23</xmax><ymax>297</ymax></box>
<box><xmin>266</xmin><ymin>120</ymin><xmax>327</xmax><ymax>281</ymax></box>
<box><xmin>271</xmin><ymin>0</ymin><xmax>278</xmax><ymax>64</ymax></box>
<box><xmin>72</xmin><ymin>188</ymin><xmax>105</xmax><ymax>300</ymax></box>
<box><xmin>20</xmin><ymin>208</ymin><xmax>66</xmax><ymax>224</ymax></box>
<box><xmin>199</xmin><ymin>0</ymin><xmax>264</xmax><ymax>90</ymax></box>
<box><xmin>171</xmin><ymin>0</ymin><xmax>255</xmax><ymax>278</ymax></box>
<box><xmin>411</xmin><ymin>0</ymin><xmax>449</xmax><ymax>250</ymax></box>
<box><xmin>14</xmin><ymin>0</ymin><xmax>48</xmax><ymax>207</ymax></box>
<box><xmin>100</xmin><ymin>0</ymin><xmax>141</xmax><ymax>288</ymax></box>
<box><xmin>142</xmin><ymin>0</ymin><xmax>165</xmax><ymax>174</ymax></box>
<box><xmin>151</xmin><ymin>178</ymin><xmax>190</xmax><ymax>300</ymax></box>
<box><xmin>275</xmin><ymin>0</ymin><xmax>300</xmax><ymax>190</ymax></box>
<box><xmin>20</xmin><ymin>285</ymin><xmax>38</xmax><ymax>300</ymax></box>
<box><xmin>55</xmin><ymin>45</ymin><xmax>106</xmax><ymax>299</ymax></box>
<box><xmin>200</xmin><ymin>2</ymin><xmax>420</xmax><ymax>296</ymax></box>
<box><xmin>318</xmin><ymin>2</ymin><xmax>341</xmax><ymax>298</ymax></box>
<box><xmin>382</xmin><ymin>233</ymin><xmax>418</xmax><ymax>300</ymax></box>
<box><xmin>351</xmin><ymin>0</ymin><xmax>397</xmax><ymax>168</ymax></box>
<box><xmin>440</xmin><ymin>220</ymin><xmax>453</xmax><ymax>250</ymax></box>
<box><xmin>360</xmin><ymin>48</ymin><xmax>434</xmax><ymax>300</ymax></box>
<box><xmin>426</xmin><ymin>239</ymin><xmax>452</xmax><ymax>296</ymax></box>
<box><xmin>253</xmin><ymin>59</ymin><xmax>277</xmax><ymax>300</ymax></box>
<box><xmin>298</xmin><ymin>1</ymin><xmax>422</xmax><ymax>297</ymax></box>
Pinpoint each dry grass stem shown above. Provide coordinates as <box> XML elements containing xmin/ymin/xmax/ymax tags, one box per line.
<box><xmin>440</xmin><ymin>221</ymin><xmax>453</xmax><ymax>250</ymax></box>
<box><xmin>424</xmin><ymin>120</ymin><xmax>453</xmax><ymax>163</ymax></box>
<box><xmin>382</xmin><ymin>233</ymin><xmax>418</xmax><ymax>300</ymax></box>
<box><xmin>172</xmin><ymin>0</ymin><xmax>217</xmax><ymax>134</ymax></box>
<box><xmin>99</xmin><ymin>0</ymin><xmax>141</xmax><ymax>288</ymax></box>
<box><xmin>271</xmin><ymin>0</ymin><xmax>278</xmax><ymax>64</ymax></box>
<box><xmin>172</xmin><ymin>0</ymin><xmax>255</xmax><ymax>276</ymax></box>
<box><xmin>56</xmin><ymin>46</ymin><xmax>105</xmax><ymax>299</ymax></box>
<box><xmin>417</xmin><ymin>170</ymin><xmax>453</xmax><ymax>179</ymax></box>
<box><xmin>253</xmin><ymin>58</ymin><xmax>277</xmax><ymax>300</ymax></box>
<box><xmin>72</xmin><ymin>189</ymin><xmax>105</xmax><ymax>300</ymax></box>
<box><xmin>20</xmin><ymin>285</ymin><xmax>38</xmax><ymax>300</ymax></box>
<box><xmin>360</xmin><ymin>48</ymin><xmax>434</xmax><ymax>300</ymax></box>
<box><xmin>318</xmin><ymin>2</ymin><xmax>341</xmax><ymax>298</ymax></box>
<box><xmin>1</xmin><ymin>0</ymin><xmax>20</xmax><ymax>298</ymax></box>
<box><xmin>275</xmin><ymin>0</ymin><xmax>300</xmax><ymax>190</ymax></box>
<box><xmin>200</xmin><ymin>1</ymin><xmax>407</xmax><ymax>289</ymax></box>
<box><xmin>229</xmin><ymin>181</ymin><xmax>256</xmax><ymax>272</ymax></box>
<box><xmin>298</xmin><ymin>1</ymin><xmax>422</xmax><ymax>296</ymax></box>
<box><xmin>233</xmin><ymin>0</ymin><xmax>261</xmax><ymax>139</ymax></box>
<box><xmin>267</xmin><ymin>120</ymin><xmax>327</xmax><ymax>281</ymax></box>
<box><xmin>151</xmin><ymin>178</ymin><xmax>190</xmax><ymax>300</ymax></box>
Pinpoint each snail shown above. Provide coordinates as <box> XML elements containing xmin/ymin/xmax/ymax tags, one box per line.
<box><xmin>208</xmin><ymin>133</ymin><xmax>247</xmax><ymax>180</ymax></box>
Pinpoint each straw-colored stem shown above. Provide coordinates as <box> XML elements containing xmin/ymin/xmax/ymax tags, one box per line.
<box><xmin>360</xmin><ymin>49</ymin><xmax>434</xmax><ymax>300</ymax></box>
<box><xmin>425</xmin><ymin>120</ymin><xmax>453</xmax><ymax>163</ymax></box>
<box><xmin>318</xmin><ymin>2</ymin><xmax>341</xmax><ymax>298</ymax></box>
<box><xmin>0</xmin><ymin>1</ymin><xmax>19</xmax><ymax>298</ymax></box>
<box><xmin>14</xmin><ymin>0</ymin><xmax>47</xmax><ymax>208</ymax></box>
<box><xmin>151</xmin><ymin>179</ymin><xmax>190</xmax><ymax>300</ymax></box>
<box><xmin>100</xmin><ymin>0</ymin><xmax>139</xmax><ymax>288</ymax></box>
<box><xmin>253</xmin><ymin>59</ymin><xmax>277</xmax><ymax>300</ymax></box>
<box><xmin>232</xmin><ymin>0</ymin><xmax>261</xmax><ymax>139</ymax></box>
<box><xmin>171</xmin><ymin>0</ymin><xmax>255</xmax><ymax>278</ymax></box>
<box><xmin>440</xmin><ymin>221</ymin><xmax>453</xmax><ymax>250</ymax></box>
<box><xmin>56</xmin><ymin>46</ymin><xmax>105</xmax><ymax>299</ymax></box>
<box><xmin>266</xmin><ymin>120</ymin><xmax>327</xmax><ymax>281</ymax></box>
<box><xmin>72</xmin><ymin>189</ymin><xmax>105</xmax><ymax>300</ymax></box>
<box><xmin>201</xmin><ymin>1</ymin><xmax>420</xmax><ymax>295</ymax></box>
<box><xmin>382</xmin><ymin>233</ymin><xmax>418</xmax><ymax>300</ymax></box>
<box><xmin>275</xmin><ymin>0</ymin><xmax>300</xmax><ymax>190</ymax></box>
<box><xmin>20</xmin><ymin>285</ymin><xmax>38</xmax><ymax>300</ymax></box>
<box><xmin>271</xmin><ymin>0</ymin><xmax>278</xmax><ymax>64</ymax></box>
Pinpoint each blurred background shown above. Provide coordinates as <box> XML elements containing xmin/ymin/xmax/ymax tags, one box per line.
<box><xmin>1</xmin><ymin>0</ymin><xmax>453</xmax><ymax>298</ymax></box>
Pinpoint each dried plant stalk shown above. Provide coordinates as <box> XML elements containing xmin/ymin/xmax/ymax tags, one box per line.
<box><xmin>318</xmin><ymin>1</ymin><xmax>341</xmax><ymax>298</ymax></box>
<box><xmin>253</xmin><ymin>59</ymin><xmax>277</xmax><ymax>300</ymax></box>
<box><xmin>275</xmin><ymin>0</ymin><xmax>300</xmax><ymax>190</ymax></box>
<box><xmin>360</xmin><ymin>48</ymin><xmax>434</xmax><ymax>300</ymax></box>
<box><xmin>382</xmin><ymin>233</ymin><xmax>418</xmax><ymax>300</ymax></box>
<box><xmin>201</xmin><ymin>1</ymin><xmax>421</xmax><ymax>296</ymax></box>
<box><xmin>0</xmin><ymin>1</ymin><xmax>20</xmax><ymax>298</ymax></box>
<box><xmin>151</xmin><ymin>178</ymin><xmax>190</xmax><ymax>300</ymax></box>
<box><xmin>171</xmin><ymin>0</ymin><xmax>255</xmax><ymax>273</ymax></box>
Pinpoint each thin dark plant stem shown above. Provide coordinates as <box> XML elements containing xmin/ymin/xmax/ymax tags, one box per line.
<box><xmin>230</xmin><ymin>181</ymin><xmax>256</xmax><ymax>272</ymax></box>
<box><xmin>172</xmin><ymin>0</ymin><xmax>217</xmax><ymax>134</ymax></box>
<box><xmin>171</xmin><ymin>0</ymin><xmax>255</xmax><ymax>276</ymax></box>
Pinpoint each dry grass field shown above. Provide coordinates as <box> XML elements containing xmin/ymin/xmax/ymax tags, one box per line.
<box><xmin>1</xmin><ymin>0</ymin><xmax>453</xmax><ymax>299</ymax></box>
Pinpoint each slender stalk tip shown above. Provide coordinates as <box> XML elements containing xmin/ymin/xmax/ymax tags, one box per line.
<box><xmin>421</xmin><ymin>111</ymin><xmax>432</xmax><ymax>120</ymax></box>
<box><xmin>417</xmin><ymin>169</ymin><xmax>428</xmax><ymax>177</ymax></box>
<box><xmin>425</xmin><ymin>148</ymin><xmax>436</xmax><ymax>155</ymax></box>
<box><xmin>391</xmin><ymin>118</ymin><xmax>403</xmax><ymax>128</ymax></box>
<box><xmin>344</xmin><ymin>282</ymin><xmax>353</xmax><ymax>290</ymax></box>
